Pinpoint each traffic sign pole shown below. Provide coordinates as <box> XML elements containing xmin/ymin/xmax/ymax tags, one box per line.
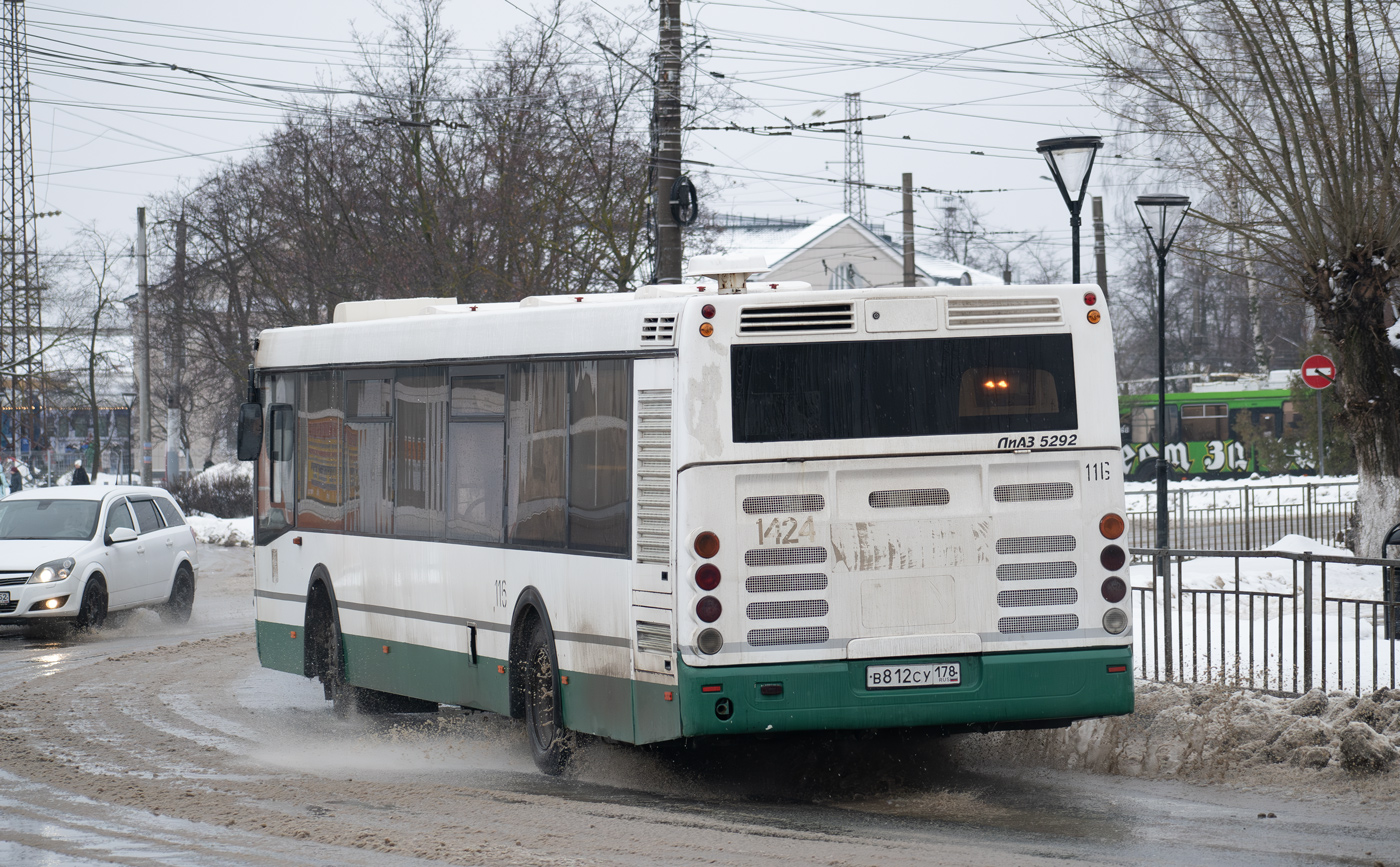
<box><xmin>1300</xmin><ymin>353</ymin><xmax>1336</xmax><ymax>478</ymax></box>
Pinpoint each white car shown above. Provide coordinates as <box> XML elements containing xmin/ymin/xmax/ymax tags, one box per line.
<box><xmin>0</xmin><ymin>485</ymin><xmax>199</xmax><ymax>630</ymax></box>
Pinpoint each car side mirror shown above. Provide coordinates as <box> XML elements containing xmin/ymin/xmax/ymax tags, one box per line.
<box><xmin>236</xmin><ymin>402</ymin><xmax>263</xmax><ymax>462</ymax></box>
<box><xmin>106</xmin><ymin>526</ymin><xmax>138</xmax><ymax>545</ymax></box>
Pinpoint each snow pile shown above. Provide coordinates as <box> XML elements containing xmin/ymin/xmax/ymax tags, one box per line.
<box><xmin>1129</xmin><ymin>533</ymin><xmax>1381</xmax><ymax>600</ymax></box>
<box><xmin>192</xmin><ymin>461</ymin><xmax>253</xmax><ymax>485</ymax></box>
<box><xmin>187</xmin><ymin>514</ymin><xmax>254</xmax><ymax>547</ymax></box>
<box><xmin>975</xmin><ymin>682</ymin><xmax>1400</xmax><ymax>785</ymax></box>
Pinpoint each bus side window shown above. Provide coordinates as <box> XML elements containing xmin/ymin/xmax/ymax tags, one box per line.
<box><xmin>257</xmin><ymin>373</ymin><xmax>297</xmax><ymax>538</ymax></box>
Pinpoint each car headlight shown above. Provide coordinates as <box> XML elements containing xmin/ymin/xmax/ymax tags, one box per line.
<box><xmin>29</xmin><ymin>558</ymin><xmax>75</xmax><ymax>584</ymax></box>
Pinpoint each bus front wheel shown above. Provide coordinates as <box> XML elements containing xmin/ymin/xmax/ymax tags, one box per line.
<box><xmin>523</xmin><ymin>620</ymin><xmax>573</xmax><ymax>775</ymax></box>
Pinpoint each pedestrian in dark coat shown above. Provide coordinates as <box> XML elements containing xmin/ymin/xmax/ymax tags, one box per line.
<box><xmin>7</xmin><ymin>465</ymin><xmax>20</xmax><ymax>495</ymax></box>
<box><xmin>71</xmin><ymin>459</ymin><xmax>89</xmax><ymax>486</ymax></box>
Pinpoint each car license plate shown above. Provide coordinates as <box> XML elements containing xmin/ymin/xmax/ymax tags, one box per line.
<box><xmin>866</xmin><ymin>662</ymin><xmax>960</xmax><ymax>689</ymax></box>
<box><xmin>0</xmin><ymin>591</ymin><xmax>9</xmax><ymax>605</ymax></box>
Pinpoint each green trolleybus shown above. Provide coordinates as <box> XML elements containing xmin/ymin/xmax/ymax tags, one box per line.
<box><xmin>241</xmin><ymin>275</ymin><xmax>1134</xmax><ymax>774</ymax></box>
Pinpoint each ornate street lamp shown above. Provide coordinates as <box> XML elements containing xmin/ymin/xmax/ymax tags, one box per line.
<box><xmin>1134</xmin><ymin>194</ymin><xmax>1191</xmax><ymax>555</ymax></box>
<box><xmin>1036</xmin><ymin>135</ymin><xmax>1103</xmax><ymax>285</ymax></box>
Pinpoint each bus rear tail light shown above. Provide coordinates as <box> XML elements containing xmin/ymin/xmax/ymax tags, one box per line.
<box><xmin>1087</xmin><ymin>310</ymin><xmax>1102</xmax><ymax>324</ymax></box>
<box><xmin>1100</xmin><ymin>545</ymin><xmax>1126</xmax><ymax>571</ymax></box>
<box><xmin>1101</xmin><ymin>576</ymin><xmax>1127</xmax><ymax>603</ymax></box>
<box><xmin>694</xmin><ymin>531</ymin><xmax>720</xmax><ymax>559</ymax></box>
<box><xmin>695</xmin><ymin>563</ymin><xmax>721</xmax><ymax>591</ymax></box>
<box><xmin>1102</xmin><ymin>608</ymin><xmax>1128</xmax><ymax>634</ymax></box>
<box><xmin>697</xmin><ymin>628</ymin><xmax>724</xmax><ymax>654</ymax></box>
<box><xmin>696</xmin><ymin>596</ymin><xmax>722</xmax><ymax>623</ymax></box>
<box><xmin>1099</xmin><ymin>513</ymin><xmax>1125</xmax><ymax>539</ymax></box>
<box><xmin>1083</xmin><ymin>291</ymin><xmax>1097</xmax><ymax>306</ymax></box>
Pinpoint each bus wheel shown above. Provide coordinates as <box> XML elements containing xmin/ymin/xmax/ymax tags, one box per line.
<box><xmin>327</xmin><ymin>614</ymin><xmax>365</xmax><ymax>718</ymax></box>
<box><xmin>523</xmin><ymin>620</ymin><xmax>573</xmax><ymax>775</ymax></box>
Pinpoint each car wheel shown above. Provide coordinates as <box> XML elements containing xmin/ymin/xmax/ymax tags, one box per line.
<box><xmin>523</xmin><ymin>619</ymin><xmax>573</xmax><ymax>775</ymax></box>
<box><xmin>73</xmin><ymin>577</ymin><xmax>108</xmax><ymax>632</ymax></box>
<box><xmin>158</xmin><ymin>564</ymin><xmax>195</xmax><ymax>623</ymax></box>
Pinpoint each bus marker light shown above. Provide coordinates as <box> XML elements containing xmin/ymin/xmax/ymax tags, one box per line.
<box><xmin>382</xmin><ymin>645</ymin><xmax>390</xmax><ymax>653</ymax></box>
<box><xmin>1099</xmin><ymin>513</ymin><xmax>1125</xmax><ymax>539</ymax></box>
<box><xmin>701</xmin><ymin>684</ymin><xmax>722</xmax><ymax>693</ymax></box>
<box><xmin>561</xmin><ymin>676</ymin><xmax>569</xmax><ymax>685</ymax></box>
<box><xmin>1083</xmin><ymin>291</ymin><xmax>1097</xmax><ymax>306</ymax></box>
<box><xmin>694</xmin><ymin>531</ymin><xmax>720</xmax><ymax>559</ymax></box>
<box><xmin>1101</xmin><ymin>576</ymin><xmax>1127</xmax><ymax>603</ymax></box>
<box><xmin>1087</xmin><ymin>310</ymin><xmax>1102</xmax><ymax>324</ymax></box>
<box><xmin>1102</xmin><ymin>608</ymin><xmax>1128</xmax><ymax>634</ymax></box>
<box><xmin>699</xmin><ymin>322</ymin><xmax>714</xmax><ymax>337</ymax></box>
<box><xmin>702</xmin><ymin>303</ymin><xmax>716</xmax><ymax>319</ymax></box>
<box><xmin>290</xmin><ymin>630</ymin><xmax>297</xmax><ymax>639</ymax></box>
<box><xmin>696</xmin><ymin>596</ymin><xmax>722</xmax><ymax>623</ymax></box>
<box><xmin>293</xmin><ymin>536</ymin><xmax>303</xmax><ymax>546</ymax></box>
<box><xmin>696</xmin><ymin>563</ymin><xmax>721</xmax><ymax>591</ymax></box>
<box><xmin>664</xmin><ymin>691</ymin><xmax>674</xmax><ymax>701</ymax></box>
<box><xmin>1107</xmin><ymin>664</ymin><xmax>1128</xmax><ymax>673</ymax></box>
<box><xmin>1100</xmin><ymin>544</ymin><xmax>1126</xmax><ymax>571</ymax></box>
<box><xmin>697</xmin><ymin>628</ymin><xmax>724</xmax><ymax>655</ymax></box>
<box><xmin>497</xmin><ymin>665</ymin><xmax>506</xmax><ymax>674</ymax></box>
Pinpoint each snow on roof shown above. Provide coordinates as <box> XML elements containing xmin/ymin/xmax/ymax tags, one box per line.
<box><xmin>697</xmin><ymin>213</ymin><xmax>1004</xmax><ymax>286</ymax></box>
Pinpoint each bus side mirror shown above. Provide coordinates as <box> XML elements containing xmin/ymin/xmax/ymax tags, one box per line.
<box><xmin>236</xmin><ymin>403</ymin><xmax>263</xmax><ymax>461</ymax></box>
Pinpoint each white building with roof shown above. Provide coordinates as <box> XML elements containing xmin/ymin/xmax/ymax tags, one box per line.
<box><xmin>697</xmin><ymin>213</ymin><xmax>1002</xmax><ymax>289</ymax></box>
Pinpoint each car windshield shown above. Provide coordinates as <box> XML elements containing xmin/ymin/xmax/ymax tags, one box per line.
<box><xmin>0</xmin><ymin>499</ymin><xmax>101</xmax><ymax>540</ymax></box>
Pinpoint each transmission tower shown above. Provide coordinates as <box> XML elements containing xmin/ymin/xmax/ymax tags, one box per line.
<box><xmin>1</xmin><ymin>0</ymin><xmax>42</xmax><ymax>462</ymax></box>
<box><xmin>843</xmin><ymin>92</ymin><xmax>867</xmax><ymax>225</ymax></box>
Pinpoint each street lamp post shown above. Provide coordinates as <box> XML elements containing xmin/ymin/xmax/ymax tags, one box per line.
<box><xmin>122</xmin><ymin>392</ymin><xmax>137</xmax><ymax>484</ymax></box>
<box><xmin>1036</xmin><ymin>135</ymin><xmax>1104</xmax><ymax>286</ymax></box>
<box><xmin>1134</xmin><ymin>194</ymin><xmax>1191</xmax><ymax>554</ymax></box>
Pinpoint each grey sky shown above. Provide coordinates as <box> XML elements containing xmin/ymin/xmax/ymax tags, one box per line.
<box><xmin>25</xmin><ymin>1</ymin><xmax>1146</xmax><ymax>283</ymax></box>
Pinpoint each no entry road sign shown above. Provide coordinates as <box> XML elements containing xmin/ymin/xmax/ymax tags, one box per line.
<box><xmin>1301</xmin><ymin>354</ymin><xmax>1336</xmax><ymax>389</ymax></box>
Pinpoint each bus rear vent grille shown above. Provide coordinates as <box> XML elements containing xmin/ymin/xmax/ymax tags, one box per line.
<box><xmin>997</xmin><ymin>588</ymin><xmax>1078</xmax><ymax>608</ymax></box>
<box><xmin>748</xmin><ymin>626</ymin><xmax>830</xmax><ymax>646</ymax></box>
<box><xmin>746</xmin><ymin>573</ymin><xmax>828</xmax><ymax>593</ymax></box>
<box><xmin>869</xmin><ymin>488</ymin><xmax>950</xmax><ymax>508</ymax></box>
<box><xmin>635</xmin><ymin>390</ymin><xmax>673</xmax><ymax>565</ymax></box>
<box><xmin>636</xmin><ymin>620</ymin><xmax>672</xmax><ymax>655</ymax></box>
<box><xmin>743</xmin><ymin>494</ymin><xmax>825</xmax><ymax>514</ymax></box>
<box><xmin>947</xmin><ymin>297</ymin><xmax>1062</xmax><ymax>328</ymax></box>
<box><xmin>746</xmin><ymin>600</ymin><xmax>829</xmax><ymax>620</ymax></box>
<box><xmin>739</xmin><ymin>303</ymin><xmax>855</xmax><ymax>334</ymax></box>
<box><xmin>640</xmin><ymin>316</ymin><xmax>677</xmax><ymax>344</ymax></box>
<box><xmin>996</xmin><ymin>535</ymin><xmax>1076</xmax><ymax>554</ymax></box>
<box><xmin>998</xmin><ymin>614</ymin><xmax>1078</xmax><ymax>634</ymax></box>
<box><xmin>744</xmin><ymin>547</ymin><xmax>827</xmax><ymax>567</ymax></box>
<box><xmin>993</xmin><ymin>482</ymin><xmax>1074</xmax><ymax>502</ymax></box>
<box><xmin>996</xmin><ymin>561</ymin><xmax>1077</xmax><ymax>581</ymax></box>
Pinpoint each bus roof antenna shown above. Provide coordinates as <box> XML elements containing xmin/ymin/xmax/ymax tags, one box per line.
<box><xmin>685</xmin><ymin>254</ymin><xmax>767</xmax><ymax>294</ymax></box>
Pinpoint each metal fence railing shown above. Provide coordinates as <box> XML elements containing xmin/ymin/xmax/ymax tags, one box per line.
<box><xmin>1130</xmin><ymin>547</ymin><xmax>1400</xmax><ymax>696</ymax></box>
<box><xmin>1124</xmin><ymin>481</ymin><xmax>1357</xmax><ymax>552</ymax></box>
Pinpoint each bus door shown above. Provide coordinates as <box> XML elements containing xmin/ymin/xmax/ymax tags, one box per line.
<box><xmin>630</xmin><ymin>358</ymin><xmax>675</xmax><ymax>675</ymax></box>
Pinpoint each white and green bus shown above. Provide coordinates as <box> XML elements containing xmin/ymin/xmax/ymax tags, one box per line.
<box><xmin>241</xmin><ymin>273</ymin><xmax>1132</xmax><ymax>774</ymax></box>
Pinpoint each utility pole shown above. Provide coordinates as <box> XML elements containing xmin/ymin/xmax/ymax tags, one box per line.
<box><xmin>843</xmin><ymin>93</ymin><xmax>867</xmax><ymax>225</ymax></box>
<box><xmin>166</xmin><ymin>214</ymin><xmax>186</xmax><ymax>484</ymax></box>
<box><xmin>136</xmin><ymin>207</ymin><xmax>151</xmax><ymax>485</ymax></box>
<box><xmin>1092</xmin><ymin>195</ymin><xmax>1108</xmax><ymax>301</ymax></box>
<box><xmin>901</xmin><ymin>173</ymin><xmax>915</xmax><ymax>287</ymax></box>
<box><xmin>653</xmin><ymin>0</ymin><xmax>682</xmax><ymax>283</ymax></box>
<box><xmin>1</xmin><ymin>0</ymin><xmax>43</xmax><ymax>470</ymax></box>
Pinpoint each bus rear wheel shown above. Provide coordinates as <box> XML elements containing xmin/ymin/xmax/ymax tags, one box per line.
<box><xmin>523</xmin><ymin>621</ymin><xmax>573</xmax><ymax>775</ymax></box>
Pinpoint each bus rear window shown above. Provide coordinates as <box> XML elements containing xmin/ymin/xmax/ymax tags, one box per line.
<box><xmin>731</xmin><ymin>334</ymin><xmax>1077</xmax><ymax>443</ymax></box>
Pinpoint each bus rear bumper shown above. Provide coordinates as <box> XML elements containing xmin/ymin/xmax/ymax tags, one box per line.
<box><xmin>677</xmin><ymin>645</ymin><xmax>1134</xmax><ymax>738</ymax></box>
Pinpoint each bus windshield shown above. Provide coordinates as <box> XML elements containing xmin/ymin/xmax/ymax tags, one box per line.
<box><xmin>731</xmin><ymin>333</ymin><xmax>1077</xmax><ymax>443</ymax></box>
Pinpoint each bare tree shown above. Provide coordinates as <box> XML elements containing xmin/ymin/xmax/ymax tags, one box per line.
<box><xmin>1046</xmin><ymin>0</ymin><xmax>1400</xmax><ymax>553</ymax></box>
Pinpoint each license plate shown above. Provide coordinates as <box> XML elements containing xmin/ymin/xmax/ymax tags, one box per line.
<box><xmin>0</xmin><ymin>591</ymin><xmax>9</xmax><ymax>605</ymax></box>
<box><xmin>866</xmin><ymin>662</ymin><xmax>960</xmax><ymax>689</ymax></box>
